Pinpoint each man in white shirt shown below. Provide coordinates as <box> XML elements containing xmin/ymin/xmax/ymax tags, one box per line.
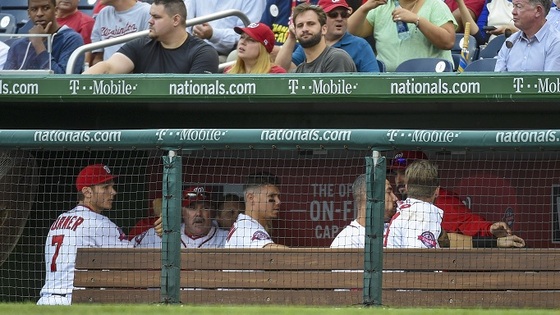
<box><xmin>225</xmin><ymin>172</ymin><xmax>287</xmax><ymax>248</ymax></box>
<box><xmin>133</xmin><ymin>186</ymin><xmax>227</xmax><ymax>248</ymax></box>
<box><xmin>384</xmin><ymin>159</ymin><xmax>444</xmax><ymax>248</ymax></box>
<box><xmin>37</xmin><ymin>164</ymin><xmax>131</xmax><ymax>305</ymax></box>
<box><xmin>330</xmin><ymin>175</ymin><xmax>398</xmax><ymax>248</ymax></box>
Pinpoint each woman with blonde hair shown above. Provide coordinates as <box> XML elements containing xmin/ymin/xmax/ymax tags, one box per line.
<box><xmin>225</xmin><ymin>22</ymin><xmax>286</xmax><ymax>74</ymax></box>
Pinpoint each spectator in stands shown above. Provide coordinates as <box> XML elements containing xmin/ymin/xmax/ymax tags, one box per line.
<box><xmin>134</xmin><ymin>186</ymin><xmax>228</xmax><ymax>248</ymax></box>
<box><xmin>276</xmin><ymin>3</ymin><xmax>356</xmax><ymax>72</ymax></box>
<box><xmin>547</xmin><ymin>0</ymin><xmax>560</xmax><ymax>29</ymax></box>
<box><xmin>83</xmin><ymin>0</ymin><xmax>219</xmax><ymax>74</ymax></box>
<box><xmin>90</xmin><ymin>0</ymin><xmax>151</xmax><ymax>65</ymax></box>
<box><xmin>277</xmin><ymin>0</ymin><xmax>379</xmax><ymax>72</ymax></box>
<box><xmin>37</xmin><ymin>164</ymin><xmax>131</xmax><ymax>305</ymax></box>
<box><xmin>347</xmin><ymin>0</ymin><xmax>456</xmax><ymax>72</ymax></box>
<box><xmin>260</xmin><ymin>0</ymin><xmax>319</xmax><ymax>60</ymax></box>
<box><xmin>384</xmin><ymin>159</ymin><xmax>444</xmax><ymax>248</ymax></box>
<box><xmin>330</xmin><ymin>176</ymin><xmax>398</xmax><ymax>248</ymax></box>
<box><xmin>3</xmin><ymin>0</ymin><xmax>84</xmax><ymax>74</ymax></box>
<box><xmin>389</xmin><ymin>151</ymin><xmax>525</xmax><ymax>248</ymax></box>
<box><xmin>216</xmin><ymin>194</ymin><xmax>244</xmax><ymax>230</ymax></box>
<box><xmin>445</xmin><ymin>0</ymin><xmax>485</xmax><ymax>32</ymax></box>
<box><xmin>56</xmin><ymin>0</ymin><xmax>95</xmax><ymax>64</ymax></box>
<box><xmin>93</xmin><ymin>0</ymin><xmax>106</xmax><ymax>18</ymax></box>
<box><xmin>452</xmin><ymin>0</ymin><xmax>488</xmax><ymax>45</ymax></box>
<box><xmin>474</xmin><ymin>0</ymin><xmax>519</xmax><ymax>45</ymax></box>
<box><xmin>225</xmin><ymin>172</ymin><xmax>288</xmax><ymax>248</ymax></box>
<box><xmin>185</xmin><ymin>0</ymin><xmax>267</xmax><ymax>62</ymax></box>
<box><xmin>224</xmin><ymin>22</ymin><xmax>286</xmax><ymax>74</ymax></box>
<box><xmin>495</xmin><ymin>0</ymin><xmax>560</xmax><ymax>71</ymax></box>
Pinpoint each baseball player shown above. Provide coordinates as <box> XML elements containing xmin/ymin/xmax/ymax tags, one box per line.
<box><xmin>330</xmin><ymin>176</ymin><xmax>398</xmax><ymax>248</ymax></box>
<box><xmin>37</xmin><ymin>164</ymin><xmax>131</xmax><ymax>306</ymax></box>
<box><xmin>390</xmin><ymin>151</ymin><xmax>525</xmax><ymax>248</ymax></box>
<box><xmin>225</xmin><ymin>172</ymin><xmax>287</xmax><ymax>248</ymax></box>
<box><xmin>384</xmin><ymin>160</ymin><xmax>444</xmax><ymax>248</ymax></box>
<box><xmin>134</xmin><ymin>186</ymin><xmax>227</xmax><ymax>248</ymax></box>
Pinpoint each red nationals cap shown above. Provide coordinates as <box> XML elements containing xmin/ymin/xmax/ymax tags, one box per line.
<box><xmin>389</xmin><ymin>151</ymin><xmax>428</xmax><ymax>170</ymax></box>
<box><xmin>76</xmin><ymin>164</ymin><xmax>116</xmax><ymax>191</ymax></box>
<box><xmin>182</xmin><ymin>186</ymin><xmax>210</xmax><ymax>207</ymax></box>
<box><xmin>234</xmin><ymin>22</ymin><xmax>275</xmax><ymax>53</ymax></box>
<box><xmin>317</xmin><ymin>0</ymin><xmax>350</xmax><ymax>13</ymax></box>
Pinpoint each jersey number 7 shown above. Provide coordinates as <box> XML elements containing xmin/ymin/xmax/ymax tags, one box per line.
<box><xmin>50</xmin><ymin>235</ymin><xmax>64</xmax><ymax>272</ymax></box>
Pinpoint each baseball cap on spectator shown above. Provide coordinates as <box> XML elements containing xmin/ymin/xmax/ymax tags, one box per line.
<box><xmin>76</xmin><ymin>164</ymin><xmax>116</xmax><ymax>191</ymax></box>
<box><xmin>389</xmin><ymin>151</ymin><xmax>428</xmax><ymax>170</ymax></box>
<box><xmin>318</xmin><ymin>0</ymin><xmax>351</xmax><ymax>13</ymax></box>
<box><xmin>234</xmin><ymin>23</ymin><xmax>275</xmax><ymax>53</ymax></box>
<box><xmin>183</xmin><ymin>186</ymin><xmax>211</xmax><ymax>207</ymax></box>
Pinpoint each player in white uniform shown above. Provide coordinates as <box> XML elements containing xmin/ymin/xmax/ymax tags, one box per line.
<box><xmin>225</xmin><ymin>172</ymin><xmax>287</xmax><ymax>248</ymax></box>
<box><xmin>384</xmin><ymin>159</ymin><xmax>444</xmax><ymax>249</ymax></box>
<box><xmin>330</xmin><ymin>177</ymin><xmax>398</xmax><ymax>248</ymax></box>
<box><xmin>134</xmin><ymin>186</ymin><xmax>227</xmax><ymax>248</ymax></box>
<box><xmin>37</xmin><ymin>164</ymin><xmax>131</xmax><ymax>305</ymax></box>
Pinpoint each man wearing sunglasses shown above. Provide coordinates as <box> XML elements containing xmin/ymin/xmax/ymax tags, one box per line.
<box><xmin>277</xmin><ymin>0</ymin><xmax>379</xmax><ymax>72</ymax></box>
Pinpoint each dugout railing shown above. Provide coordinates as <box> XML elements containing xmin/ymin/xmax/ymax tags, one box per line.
<box><xmin>0</xmin><ymin>129</ymin><xmax>559</xmax><ymax>307</ymax></box>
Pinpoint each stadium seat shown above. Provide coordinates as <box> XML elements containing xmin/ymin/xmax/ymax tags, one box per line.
<box><xmin>395</xmin><ymin>58</ymin><xmax>453</xmax><ymax>72</ymax></box>
<box><xmin>452</xmin><ymin>33</ymin><xmax>478</xmax><ymax>61</ymax></box>
<box><xmin>478</xmin><ymin>34</ymin><xmax>506</xmax><ymax>59</ymax></box>
<box><xmin>463</xmin><ymin>58</ymin><xmax>497</xmax><ymax>72</ymax></box>
<box><xmin>0</xmin><ymin>13</ymin><xmax>16</xmax><ymax>37</ymax></box>
<box><xmin>377</xmin><ymin>59</ymin><xmax>386</xmax><ymax>73</ymax></box>
<box><xmin>0</xmin><ymin>0</ymin><xmax>29</xmax><ymax>32</ymax></box>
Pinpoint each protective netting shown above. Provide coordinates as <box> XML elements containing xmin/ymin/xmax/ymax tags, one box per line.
<box><xmin>0</xmin><ymin>145</ymin><xmax>559</xmax><ymax>307</ymax></box>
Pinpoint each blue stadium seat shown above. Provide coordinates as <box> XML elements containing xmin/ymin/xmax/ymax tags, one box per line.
<box><xmin>0</xmin><ymin>13</ymin><xmax>17</xmax><ymax>37</ymax></box>
<box><xmin>478</xmin><ymin>34</ymin><xmax>506</xmax><ymax>59</ymax></box>
<box><xmin>377</xmin><ymin>60</ymin><xmax>386</xmax><ymax>73</ymax></box>
<box><xmin>463</xmin><ymin>58</ymin><xmax>497</xmax><ymax>72</ymax></box>
<box><xmin>395</xmin><ymin>58</ymin><xmax>453</xmax><ymax>72</ymax></box>
<box><xmin>452</xmin><ymin>33</ymin><xmax>478</xmax><ymax>61</ymax></box>
<box><xmin>0</xmin><ymin>0</ymin><xmax>28</xmax><ymax>32</ymax></box>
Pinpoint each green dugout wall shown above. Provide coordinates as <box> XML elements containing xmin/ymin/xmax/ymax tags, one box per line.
<box><xmin>0</xmin><ymin>73</ymin><xmax>559</xmax><ymax>129</ymax></box>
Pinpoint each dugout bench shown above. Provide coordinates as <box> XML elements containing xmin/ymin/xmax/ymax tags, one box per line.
<box><xmin>72</xmin><ymin>246</ymin><xmax>560</xmax><ymax>308</ymax></box>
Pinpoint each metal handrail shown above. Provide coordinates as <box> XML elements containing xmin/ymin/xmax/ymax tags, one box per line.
<box><xmin>66</xmin><ymin>9</ymin><xmax>250</xmax><ymax>74</ymax></box>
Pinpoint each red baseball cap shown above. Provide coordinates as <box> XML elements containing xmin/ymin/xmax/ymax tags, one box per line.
<box><xmin>76</xmin><ymin>164</ymin><xmax>116</xmax><ymax>191</ymax></box>
<box><xmin>317</xmin><ymin>0</ymin><xmax>350</xmax><ymax>13</ymax></box>
<box><xmin>234</xmin><ymin>22</ymin><xmax>275</xmax><ymax>53</ymax></box>
<box><xmin>389</xmin><ymin>151</ymin><xmax>428</xmax><ymax>170</ymax></box>
<box><xmin>182</xmin><ymin>186</ymin><xmax>210</xmax><ymax>208</ymax></box>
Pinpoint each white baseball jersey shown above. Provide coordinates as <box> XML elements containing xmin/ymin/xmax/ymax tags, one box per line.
<box><xmin>330</xmin><ymin>220</ymin><xmax>389</xmax><ymax>249</ymax></box>
<box><xmin>224</xmin><ymin>213</ymin><xmax>274</xmax><ymax>248</ymax></box>
<box><xmin>384</xmin><ymin>198</ymin><xmax>443</xmax><ymax>249</ymax></box>
<box><xmin>133</xmin><ymin>221</ymin><xmax>227</xmax><ymax>249</ymax></box>
<box><xmin>37</xmin><ymin>205</ymin><xmax>131</xmax><ymax>305</ymax></box>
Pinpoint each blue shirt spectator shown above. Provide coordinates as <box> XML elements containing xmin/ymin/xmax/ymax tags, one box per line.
<box><xmin>4</xmin><ymin>25</ymin><xmax>84</xmax><ymax>73</ymax></box>
<box><xmin>495</xmin><ymin>19</ymin><xmax>560</xmax><ymax>71</ymax></box>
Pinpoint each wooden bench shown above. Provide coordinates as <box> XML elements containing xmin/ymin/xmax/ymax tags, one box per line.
<box><xmin>73</xmin><ymin>247</ymin><xmax>560</xmax><ymax>308</ymax></box>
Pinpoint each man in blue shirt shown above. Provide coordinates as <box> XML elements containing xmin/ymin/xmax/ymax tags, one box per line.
<box><xmin>3</xmin><ymin>0</ymin><xmax>84</xmax><ymax>74</ymax></box>
<box><xmin>495</xmin><ymin>0</ymin><xmax>560</xmax><ymax>71</ymax></box>
<box><xmin>276</xmin><ymin>0</ymin><xmax>379</xmax><ymax>72</ymax></box>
